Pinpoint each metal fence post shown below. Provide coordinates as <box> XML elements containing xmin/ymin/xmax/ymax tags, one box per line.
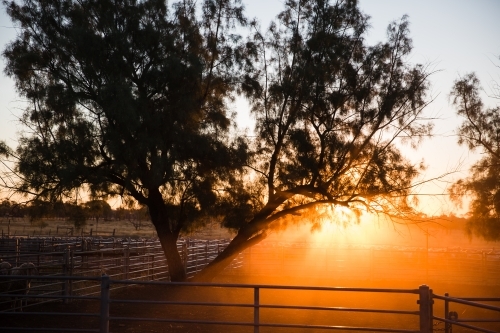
<box><xmin>205</xmin><ymin>242</ymin><xmax>209</xmax><ymax>265</ymax></box>
<box><xmin>15</xmin><ymin>238</ymin><xmax>20</xmax><ymax>267</ymax></box>
<box><xmin>124</xmin><ymin>246</ymin><xmax>130</xmax><ymax>280</ymax></box>
<box><xmin>63</xmin><ymin>247</ymin><xmax>70</xmax><ymax>303</ymax></box>
<box><xmin>69</xmin><ymin>249</ymin><xmax>74</xmax><ymax>299</ymax></box>
<box><xmin>194</xmin><ymin>248</ymin><xmax>198</xmax><ymax>273</ymax></box>
<box><xmin>145</xmin><ymin>246</ymin><xmax>152</xmax><ymax>279</ymax></box>
<box><xmin>150</xmin><ymin>254</ymin><xmax>155</xmax><ymax>280</ymax></box>
<box><xmin>100</xmin><ymin>274</ymin><xmax>110</xmax><ymax>333</ymax></box>
<box><xmin>418</xmin><ymin>285</ymin><xmax>432</xmax><ymax>333</ymax></box>
<box><xmin>182</xmin><ymin>242</ymin><xmax>188</xmax><ymax>274</ymax></box>
<box><xmin>254</xmin><ymin>287</ymin><xmax>260</xmax><ymax>333</ymax></box>
<box><xmin>444</xmin><ymin>293</ymin><xmax>450</xmax><ymax>333</ymax></box>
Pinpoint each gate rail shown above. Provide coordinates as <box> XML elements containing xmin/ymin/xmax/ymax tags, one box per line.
<box><xmin>1</xmin><ymin>275</ymin><xmax>500</xmax><ymax>332</ymax></box>
<box><xmin>432</xmin><ymin>293</ymin><xmax>500</xmax><ymax>333</ymax></box>
<box><xmin>0</xmin><ymin>274</ymin><xmax>432</xmax><ymax>333</ymax></box>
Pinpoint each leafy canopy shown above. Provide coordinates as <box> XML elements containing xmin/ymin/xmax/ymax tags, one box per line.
<box><xmin>2</xmin><ymin>0</ymin><xmax>248</xmax><ymax>227</ymax></box>
<box><xmin>450</xmin><ymin>72</ymin><xmax>500</xmax><ymax>240</ymax></box>
<box><xmin>196</xmin><ymin>0</ymin><xmax>435</xmax><ymax>280</ymax></box>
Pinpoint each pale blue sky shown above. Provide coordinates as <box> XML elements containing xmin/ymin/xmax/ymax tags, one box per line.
<box><xmin>1</xmin><ymin>0</ymin><xmax>499</xmax><ymax>214</ymax></box>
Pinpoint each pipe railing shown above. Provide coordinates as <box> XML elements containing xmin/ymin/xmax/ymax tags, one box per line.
<box><xmin>1</xmin><ymin>275</ymin><xmax>499</xmax><ymax>332</ymax></box>
<box><xmin>0</xmin><ymin>275</ymin><xmax>428</xmax><ymax>333</ymax></box>
<box><xmin>433</xmin><ymin>293</ymin><xmax>500</xmax><ymax>333</ymax></box>
<box><xmin>0</xmin><ymin>240</ymin><xmax>236</xmax><ymax>310</ymax></box>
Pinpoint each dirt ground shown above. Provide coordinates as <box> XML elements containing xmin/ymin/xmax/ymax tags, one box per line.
<box><xmin>2</xmin><ymin>217</ymin><xmax>500</xmax><ymax>332</ymax></box>
<box><xmin>2</xmin><ymin>276</ymin><xmax>500</xmax><ymax>333</ymax></box>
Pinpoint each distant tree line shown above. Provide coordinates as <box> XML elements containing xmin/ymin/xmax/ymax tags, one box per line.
<box><xmin>0</xmin><ymin>199</ymin><xmax>148</xmax><ymax>229</ymax></box>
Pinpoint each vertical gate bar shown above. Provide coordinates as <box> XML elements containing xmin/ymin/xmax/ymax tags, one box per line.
<box><xmin>69</xmin><ymin>248</ymin><xmax>74</xmax><ymax>301</ymax></box>
<box><xmin>419</xmin><ymin>284</ymin><xmax>431</xmax><ymax>333</ymax></box>
<box><xmin>100</xmin><ymin>274</ymin><xmax>110</xmax><ymax>333</ymax></box>
<box><xmin>124</xmin><ymin>246</ymin><xmax>130</xmax><ymax>280</ymax></box>
<box><xmin>429</xmin><ymin>289</ymin><xmax>434</xmax><ymax>333</ymax></box>
<box><xmin>254</xmin><ymin>287</ymin><xmax>260</xmax><ymax>333</ymax></box>
<box><xmin>15</xmin><ymin>238</ymin><xmax>20</xmax><ymax>267</ymax></box>
<box><xmin>182</xmin><ymin>242</ymin><xmax>188</xmax><ymax>275</ymax></box>
<box><xmin>444</xmin><ymin>293</ymin><xmax>450</xmax><ymax>333</ymax></box>
<box><xmin>151</xmin><ymin>254</ymin><xmax>155</xmax><ymax>280</ymax></box>
<box><xmin>63</xmin><ymin>247</ymin><xmax>69</xmax><ymax>304</ymax></box>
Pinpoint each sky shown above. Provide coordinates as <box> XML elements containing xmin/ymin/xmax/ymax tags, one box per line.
<box><xmin>0</xmin><ymin>0</ymin><xmax>499</xmax><ymax>215</ymax></box>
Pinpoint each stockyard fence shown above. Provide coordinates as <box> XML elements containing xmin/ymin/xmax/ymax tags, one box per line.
<box><xmin>0</xmin><ymin>236</ymin><xmax>237</xmax><ymax>278</ymax></box>
<box><xmin>0</xmin><ymin>276</ymin><xmax>499</xmax><ymax>333</ymax></box>
<box><xmin>0</xmin><ymin>237</ymin><xmax>241</xmax><ymax>311</ymax></box>
<box><xmin>1</xmin><ymin>236</ymin><xmax>500</xmax><ymax>311</ymax></box>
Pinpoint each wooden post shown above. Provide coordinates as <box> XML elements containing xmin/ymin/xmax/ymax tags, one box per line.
<box><xmin>100</xmin><ymin>274</ymin><xmax>110</xmax><ymax>333</ymax></box>
<box><xmin>444</xmin><ymin>292</ymin><xmax>450</xmax><ymax>333</ymax></box>
<box><xmin>254</xmin><ymin>287</ymin><xmax>260</xmax><ymax>333</ymax></box>
<box><xmin>418</xmin><ymin>285</ymin><xmax>433</xmax><ymax>333</ymax></box>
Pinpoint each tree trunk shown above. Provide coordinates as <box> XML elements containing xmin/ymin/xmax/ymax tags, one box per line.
<box><xmin>192</xmin><ymin>198</ymin><xmax>292</xmax><ymax>281</ymax></box>
<box><xmin>148</xmin><ymin>190</ymin><xmax>186</xmax><ymax>282</ymax></box>
<box><xmin>192</xmin><ymin>226</ymin><xmax>267</xmax><ymax>281</ymax></box>
<box><xmin>157</xmin><ymin>226</ymin><xmax>186</xmax><ymax>282</ymax></box>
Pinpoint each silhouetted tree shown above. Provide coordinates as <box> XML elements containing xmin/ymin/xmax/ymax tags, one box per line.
<box><xmin>26</xmin><ymin>200</ymin><xmax>52</xmax><ymax>222</ymax></box>
<box><xmin>0</xmin><ymin>199</ymin><xmax>13</xmax><ymax>217</ymax></box>
<box><xmin>196</xmin><ymin>0</ymin><xmax>434</xmax><ymax>280</ymax></box>
<box><xmin>449</xmin><ymin>72</ymin><xmax>500</xmax><ymax>240</ymax></box>
<box><xmin>84</xmin><ymin>200</ymin><xmax>112</xmax><ymax>231</ymax></box>
<box><xmin>3</xmin><ymin>0</ymin><xmax>249</xmax><ymax>281</ymax></box>
<box><xmin>3</xmin><ymin>0</ymin><xmax>436</xmax><ymax>281</ymax></box>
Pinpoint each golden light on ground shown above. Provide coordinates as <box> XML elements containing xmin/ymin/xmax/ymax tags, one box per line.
<box><xmin>232</xmin><ymin>204</ymin><xmax>500</xmax><ymax>289</ymax></box>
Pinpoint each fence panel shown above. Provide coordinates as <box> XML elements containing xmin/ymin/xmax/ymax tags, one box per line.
<box><xmin>0</xmin><ymin>237</ymin><xmax>235</xmax><ymax>310</ymax></box>
<box><xmin>433</xmin><ymin>293</ymin><xmax>500</xmax><ymax>333</ymax></box>
<box><xmin>0</xmin><ymin>276</ymin><xmax>427</xmax><ymax>332</ymax></box>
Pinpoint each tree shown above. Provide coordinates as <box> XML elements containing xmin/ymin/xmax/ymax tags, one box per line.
<box><xmin>3</xmin><ymin>0</ymin><xmax>249</xmax><ymax>281</ymax></box>
<box><xmin>26</xmin><ymin>199</ymin><xmax>52</xmax><ymax>222</ymax></box>
<box><xmin>84</xmin><ymin>200</ymin><xmax>112</xmax><ymax>231</ymax></box>
<box><xmin>195</xmin><ymin>0</ymin><xmax>434</xmax><ymax>280</ymax></box>
<box><xmin>3</xmin><ymin>0</ymin><xmax>435</xmax><ymax>282</ymax></box>
<box><xmin>0</xmin><ymin>199</ymin><xmax>13</xmax><ymax>217</ymax></box>
<box><xmin>449</xmin><ymin>72</ymin><xmax>500</xmax><ymax>240</ymax></box>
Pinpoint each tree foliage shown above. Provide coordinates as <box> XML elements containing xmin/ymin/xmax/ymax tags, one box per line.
<box><xmin>3</xmin><ymin>0</ymin><xmax>250</xmax><ymax>281</ymax></box>
<box><xmin>84</xmin><ymin>199</ymin><xmax>112</xmax><ymax>228</ymax></box>
<box><xmin>196</xmin><ymin>0</ymin><xmax>433</xmax><ymax>280</ymax></box>
<box><xmin>3</xmin><ymin>0</ymin><xmax>435</xmax><ymax>281</ymax></box>
<box><xmin>449</xmin><ymin>72</ymin><xmax>500</xmax><ymax>240</ymax></box>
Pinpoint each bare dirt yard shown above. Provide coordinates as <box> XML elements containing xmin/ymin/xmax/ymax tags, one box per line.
<box><xmin>2</xmin><ymin>217</ymin><xmax>500</xmax><ymax>332</ymax></box>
